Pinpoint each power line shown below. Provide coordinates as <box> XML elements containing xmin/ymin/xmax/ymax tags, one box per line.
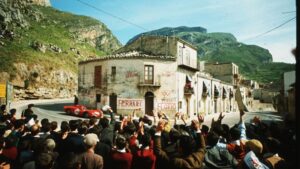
<box><xmin>243</xmin><ymin>17</ymin><xmax>296</xmax><ymax>42</ymax></box>
<box><xmin>76</xmin><ymin>0</ymin><xmax>148</xmax><ymax>31</ymax></box>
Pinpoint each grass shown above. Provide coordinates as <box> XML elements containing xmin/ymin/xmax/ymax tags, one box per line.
<box><xmin>0</xmin><ymin>5</ymin><xmax>111</xmax><ymax>75</ymax></box>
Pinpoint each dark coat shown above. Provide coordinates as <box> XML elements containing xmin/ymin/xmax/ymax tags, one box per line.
<box><xmin>154</xmin><ymin>133</ymin><xmax>206</xmax><ymax>169</ymax></box>
<box><xmin>205</xmin><ymin>146</ymin><xmax>238</xmax><ymax>169</ymax></box>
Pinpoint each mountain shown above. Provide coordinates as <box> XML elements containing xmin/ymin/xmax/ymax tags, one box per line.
<box><xmin>0</xmin><ymin>0</ymin><xmax>122</xmax><ymax>99</ymax></box>
<box><xmin>128</xmin><ymin>26</ymin><xmax>294</xmax><ymax>89</ymax></box>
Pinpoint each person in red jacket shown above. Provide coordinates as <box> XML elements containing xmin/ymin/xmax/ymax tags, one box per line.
<box><xmin>132</xmin><ymin>133</ymin><xmax>156</xmax><ymax>169</ymax></box>
<box><xmin>111</xmin><ymin>134</ymin><xmax>133</xmax><ymax>169</ymax></box>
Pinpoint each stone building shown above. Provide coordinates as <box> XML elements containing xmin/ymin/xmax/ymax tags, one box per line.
<box><xmin>204</xmin><ymin>62</ymin><xmax>240</xmax><ymax>86</ymax></box>
<box><xmin>78</xmin><ymin>36</ymin><xmax>202</xmax><ymax>118</ymax></box>
<box><xmin>78</xmin><ymin>36</ymin><xmax>242</xmax><ymax>118</ymax></box>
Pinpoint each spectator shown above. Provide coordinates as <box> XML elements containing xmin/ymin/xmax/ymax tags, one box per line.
<box><xmin>204</xmin><ymin>131</ymin><xmax>238</xmax><ymax>169</ymax></box>
<box><xmin>217</xmin><ymin>111</ymin><xmax>247</xmax><ymax>164</ymax></box>
<box><xmin>242</xmin><ymin>139</ymin><xmax>269</xmax><ymax>169</ymax></box>
<box><xmin>111</xmin><ymin>134</ymin><xmax>133</xmax><ymax>169</ymax></box>
<box><xmin>154</xmin><ymin>116</ymin><xmax>206</xmax><ymax>169</ymax></box>
<box><xmin>22</xmin><ymin>104</ymin><xmax>37</xmax><ymax>123</ymax></box>
<box><xmin>78</xmin><ymin>133</ymin><xmax>103</xmax><ymax>169</ymax></box>
<box><xmin>132</xmin><ymin>133</ymin><xmax>156</xmax><ymax>169</ymax></box>
<box><xmin>74</xmin><ymin>95</ymin><xmax>79</xmax><ymax>105</ymax></box>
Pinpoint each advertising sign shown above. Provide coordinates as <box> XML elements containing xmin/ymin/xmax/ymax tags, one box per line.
<box><xmin>0</xmin><ymin>83</ymin><xmax>6</xmax><ymax>98</ymax></box>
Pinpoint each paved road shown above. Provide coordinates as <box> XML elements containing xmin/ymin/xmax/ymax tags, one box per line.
<box><xmin>11</xmin><ymin>99</ymin><xmax>284</xmax><ymax>128</ymax></box>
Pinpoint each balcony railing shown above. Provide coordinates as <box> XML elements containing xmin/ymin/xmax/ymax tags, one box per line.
<box><xmin>229</xmin><ymin>91</ymin><xmax>234</xmax><ymax>98</ymax></box>
<box><xmin>202</xmin><ymin>90</ymin><xmax>209</xmax><ymax>97</ymax></box>
<box><xmin>233</xmin><ymin>73</ymin><xmax>239</xmax><ymax>78</ymax></box>
<box><xmin>138</xmin><ymin>75</ymin><xmax>161</xmax><ymax>87</ymax></box>
<box><xmin>222</xmin><ymin>91</ymin><xmax>227</xmax><ymax>99</ymax></box>
<box><xmin>184</xmin><ymin>86</ymin><xmax>194</xmax><ymax>95</ymax></box>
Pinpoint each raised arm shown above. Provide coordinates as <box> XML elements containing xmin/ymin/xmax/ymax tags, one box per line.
<box><xmin>238</xmin><ymin>110</ymin><xmax>247</xmax><ymax>140</ymax></box>
<box><xmin>153</xmin><ymin>119</ymin><xmax>170</xmax><ymax>161</ymax></box>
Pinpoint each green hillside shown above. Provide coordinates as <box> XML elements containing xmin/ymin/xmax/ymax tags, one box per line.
<box><xmin>0</xmin><ymin>1</ymin><xmax>122</xmax><ymax>99</ymax></box>
<box><xmin>0</xmin><ymin>3</ymin><xmax>121</xmax><ymax>77</ymax></box>
<box><xmin>128</xmin><ymin>27</ymin><xmax>295</xmax><ymax>89</ymax></box>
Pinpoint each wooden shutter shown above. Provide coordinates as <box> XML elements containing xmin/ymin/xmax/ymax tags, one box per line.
<box><xmin>94</xmin><ymin>66</ymin><xmax>102</xmax><ymax>88</ymax></box>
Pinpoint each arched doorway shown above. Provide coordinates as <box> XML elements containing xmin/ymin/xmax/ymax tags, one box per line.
<box><xmin>109</xmin><ymin>93</ymin><xmax>117</xmax><ymax>113</ymax></box>
<box><xmin>145</xmin><ymin>92</ymin><xmax>154</xmax><ymax>116</ymax></box>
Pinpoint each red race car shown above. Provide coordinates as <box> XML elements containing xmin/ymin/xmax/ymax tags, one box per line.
<box><xmin>63</xmin><ymin>105</ymin><xmax>102</xmax><ymax>118</ymax></box>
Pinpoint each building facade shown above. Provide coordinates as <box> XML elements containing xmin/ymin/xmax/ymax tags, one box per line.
<box><xmin>204</xmin><ymin>62</ymin><xmax>240</xmax><ymax>86</ymax></box>
<box><xmin>78</xmin><ymin>36</ymin><xmax>240</xmax><ymax>118</ymax></box>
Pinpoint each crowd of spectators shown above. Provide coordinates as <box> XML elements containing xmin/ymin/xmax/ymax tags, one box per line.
<box><xmin>0</xmin><ymin>103</ymin><xmax>296</xmax><ymax>169</ymax></box>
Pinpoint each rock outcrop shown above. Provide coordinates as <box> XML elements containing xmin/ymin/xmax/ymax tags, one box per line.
<box><xmin>12</xmin><ymin>63</ymin><xmax>77</xmax><ymax>99</ymax></box>
<box><xmin>0</xmin><ymin>0</ymin><xmax>122</xmax><ymax>100</ymax></box>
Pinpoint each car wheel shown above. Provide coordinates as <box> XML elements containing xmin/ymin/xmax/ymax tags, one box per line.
<box><xmin>66</xmin><ymin>109</ymin><xmax>71</xmax><ymax>115</ymax></box>
<box><xmin>83</xmin><ymin>112</ymin><xmax>89</xmax><ymax>118</ymax></box>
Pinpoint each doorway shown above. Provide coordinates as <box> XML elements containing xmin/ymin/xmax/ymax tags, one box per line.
<box><xmin>145</xmin><ymin>92</ymin><xmax>154</xmax><ymax>115</ymax></box>
<box><xmin>109</xmin><ymin>93</ymin><xmax>117</xmax><ymax>113</ymax></box>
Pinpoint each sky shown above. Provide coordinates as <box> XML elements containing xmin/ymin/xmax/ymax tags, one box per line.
<box><xmin>50</xmin><ymin>0</ymin><xmax>296</xmax><ymax>63</ymax></box>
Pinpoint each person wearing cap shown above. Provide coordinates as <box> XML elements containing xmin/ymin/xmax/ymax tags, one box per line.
<box><xmin>242</xmin><ymin>139</ymin><xmax>269</xmax><ymax>169</ymax></box>
<box><xmin>78</xmin><ymin>133</ymin><xmax>103</xmax><ymax>169</ymax></box>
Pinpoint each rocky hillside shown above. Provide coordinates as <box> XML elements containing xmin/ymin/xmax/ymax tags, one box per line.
<box><xmin>129</xmin><ymin>26</ymin><xmax>294</xmax><ymax>89</ymax></box>
<box><xmin>0</xmin><ymin>0</ymin><xmax>121</xmax><ymax>99</ymax></box>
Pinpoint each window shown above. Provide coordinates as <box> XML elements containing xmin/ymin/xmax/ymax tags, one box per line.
<box><xmin>112</xmin><ymin>66</ymin><xmax>116</xmax><ymax>76</ymax></box>
<box><xmin>82</xmin><ymin>66</ymin><xmax>85</xmax><ymax>84</ymax></box>
<box><xmin>144</xmin><ymin>65</ymin><xmax>154</xmax><ymax>84</ymax></box>
<box><xmin>96</xmin><ymin>94</ymin><xmax>101</xmax><ymax>103</ymax></box>
<box><xmin>111</xmin><ymin>66</ymin><xmax>116</xmax><ymax>81</ymax></box>
<box><xmin>94</xmin><ymin>66</ymin><xmax>102</xmax><ymax>88</ymax></box>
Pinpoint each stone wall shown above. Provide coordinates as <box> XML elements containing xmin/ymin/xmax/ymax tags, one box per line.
<box><xmin>204</xmin><ymin>63</ymin><xmax>238</xmax><ymax>76</ymax></box>
<box><xmin>78</xmin><ymin>58</ymin><xmax>179</xmax><ymax>117</ymax></box>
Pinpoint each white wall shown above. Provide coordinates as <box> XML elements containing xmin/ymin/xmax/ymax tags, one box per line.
<box><xmin>284</xmin><ymin>71</ymin><xmax>295</xmax><ymax>96</ymax></box>
<box><xmin>177</xmin><ymin>42</ymin><xmax>197</xmax><ymax>69</ymax></box>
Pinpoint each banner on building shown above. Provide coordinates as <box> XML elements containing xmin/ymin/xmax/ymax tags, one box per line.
<box><xmin>118</xmin><ymin>98</ymin><xmax>144</xmax><ymax>109</ymax></box>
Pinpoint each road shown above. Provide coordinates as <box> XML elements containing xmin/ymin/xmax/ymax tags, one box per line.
<box><xmin>11</xmin><ymin>99</ymin><xmax>284</xmax><ymax>128</ymax></box>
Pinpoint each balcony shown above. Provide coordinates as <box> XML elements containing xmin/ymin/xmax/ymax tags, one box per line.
<box><xmin>229</xmin><ymin>90</ymin><xmax>234</xmax><ymax>98</ymax></box>
<box><xmin>138</xmin><ymin>75</ymin><xmax>161</xmax><ymax>88</ymax></box>
<box><xmin>214</xmin><ymin>86</ymin><xmax>220</xmax><ymax>98</ymax></box>
<box><xmin>184</xmin><ymin>86</ymin><xmax>194</xmax><ymax>95</ymax></box>
<box><xmin>202</xmin><ymin>91</ymin><xmax>209</xmax><ymax>98</ymax></box>
<box><xmin>222</xmin><ymin>91</ymin><xmax>227</xmax><ymax>99</ymax></box>
<box><xmin>201</xmin><ymin>82</ymin><xmax>209</xmax><ymax>97</ymax></box>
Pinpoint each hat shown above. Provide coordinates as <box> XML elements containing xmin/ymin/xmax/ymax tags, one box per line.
<box><xmin>84</xmin><ymin>133</ymin><xmax>99</xmax><ymax>146</ymax></box>
<box><xmin>102</xmin><ymin>105</ymin><xmax>111</xmax><ymax>111</ymax></box>
<box><xmin>45</xmin><ymin>139</ymin><xmax>56</xmax><ymax>151</ymax></box>
<box><xmin>245</xmin><ymin>139</ymin><xmax>263</xmax><ymax>155</ymax></box>
<box><xmin>28</xmin><ymin>104</ymin><xmax>34</xmax><ymax>108</ymax></box>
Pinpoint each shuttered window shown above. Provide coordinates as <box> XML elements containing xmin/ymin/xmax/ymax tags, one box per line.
<box><xmin>94</xmin><ymin>66</ymin><xmax>102</xmax><ymax>88</ymax></box>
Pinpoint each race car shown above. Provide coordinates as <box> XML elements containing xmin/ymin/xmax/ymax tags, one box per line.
<box><xmin>63</xmin><ymin>105</ymin><xmax>102</xmax><ymax>118</ymax></box>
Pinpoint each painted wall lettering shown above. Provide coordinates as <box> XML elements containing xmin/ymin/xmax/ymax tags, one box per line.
<box><xmin>126</xmin><ymin>71</ymin><xmax>138</xmax><ymax>78</ymax></box>
<box><xmin>118</xmin><ymin>98</ymin><xmax>143</xmax><ymax>109</ymax></box>
<box><xmin>157</xmin><ymin>102</ymin><xmax>176</xmax><ymax>110</ymax></box>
